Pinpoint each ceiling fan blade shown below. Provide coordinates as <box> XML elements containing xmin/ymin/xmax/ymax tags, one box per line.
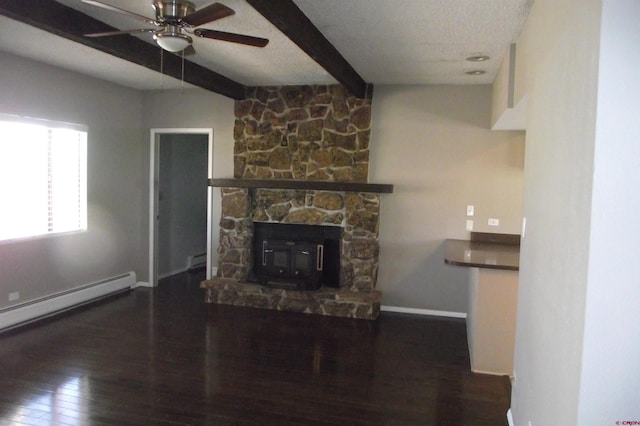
<box><xmin>194</xmin><ymin>29</ymin><xmax>269</xmax><ymax>47</ymax></box>
<box><xmin>84</xmin><ymin>28</ymin><xmax>156</xmax><ymax>37</ymax></box>
<box><xmin>182</xmin><ymin>44</ymin><xmax>197</xmax><ymax>56</ymax></box>
<box><xmin>182</xmin><ymin>3</ymin><xmax>235</xmax><ymax>27</ymax></box>
<box><xmin>81</xmin><ymin>0</ymin><xmax>158</xmax><ymax>26</ymax></box>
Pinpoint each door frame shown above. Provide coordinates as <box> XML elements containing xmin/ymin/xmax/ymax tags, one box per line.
<box><xmin>148</xmin><ymin>128</ymin><xmax>214</xmax><ymax>287</ymax></box>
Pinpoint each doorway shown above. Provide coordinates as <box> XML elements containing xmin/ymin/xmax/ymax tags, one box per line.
<box><xmin>149</xmin><ymin>128</ymin><xmax>214</xmax><ymax>287</ymax></box>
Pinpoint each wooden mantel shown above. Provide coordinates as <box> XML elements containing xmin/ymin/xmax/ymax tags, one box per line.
<box><xmin>208</xmin><ymin>178</ymin><xmax>394</xmax><ymax>194</ymax></box>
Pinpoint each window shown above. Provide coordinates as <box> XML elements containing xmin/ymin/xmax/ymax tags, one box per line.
<box><xmin>0</xmin><ymin>115</ymin><xmax>87</xmax><ymax>242</ymax></box>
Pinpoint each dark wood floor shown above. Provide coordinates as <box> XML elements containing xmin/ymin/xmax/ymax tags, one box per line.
<box><xmin>0</xmin><ymin>271</ymin><xmax>510</xmax><ymax>425</ymax></box>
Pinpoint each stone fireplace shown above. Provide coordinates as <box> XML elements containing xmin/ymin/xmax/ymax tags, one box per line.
<box><xmin>200</xmin><ymin>85</ymin><xmax>392</xmax><ymax>320</ymax></box>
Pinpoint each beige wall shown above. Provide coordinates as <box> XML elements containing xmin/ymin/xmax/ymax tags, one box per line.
<box><xmin>0</xmin><ymin>57</ymin><xmax>525</xmax><ymax>317</ymax></box>
<box><xmin>512</xmin><ymin>0</ymin><xmax>600</xmax><ymax>423</ymax></box>
<box><xmin>512</xmin><ymin>0</ymin><xmax>640</xmax><ymax>424</ymax></box>
<box><xmin>467</xmin><ymin>268</ymin><xmax>518</xmax><ymax>375</ymax></box>
<box><xmin>0</xmin><ymin>56</ymin><xmax>236</xmax><ymax>308</ymax></box>
<box><xmin>142</xmin><ymin>90</ymin><xmax>235</xmax><ymax>181</ymax></box>
<box><xmin>369</xmin><ymin>85</ymin><xmax>525</xmax><ymax>312</ymax></box>
<box><xmin>141</xmin><ymin>85</ymin><xmax>526</xmax><ymax>313</ymax></box>
<box><xmin>491</xmin><ymin>46</ymin><xmax>512</xmax><ymax>127</ymax></box>
<box><xmin>0</xmin><ymin>53</ymin><xmax>145</xmax><ymax>309</ymax></box>
<box><xmin>142</xmin><ymin>89</ymin><xmax>235</xmax><ymax>276</ymax></box>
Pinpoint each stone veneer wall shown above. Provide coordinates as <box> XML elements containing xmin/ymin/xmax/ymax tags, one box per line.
<box><xmin>217</xmin><ymin>187</ymin><xmax>381</xmax><ymax>291</ymax></box>
<box><xmin>233</xmin><ymin>85</ymin><xmax>372</xmax><ymax>182</ymax></box>
<box><xmin>203</xmin><ymin>85</ymin><xmax>383</xmax><ymax>320</ymax></box>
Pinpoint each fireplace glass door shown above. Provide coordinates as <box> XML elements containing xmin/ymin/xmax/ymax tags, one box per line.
<box><xmin>261</xmin><ymin>239</ymin><xmax>323</xmax><ymax>290</ymax></box>
<box><xmin>252</xmin><ymin>222</ymin><xmax>341</xmax><ymax>290</ymax></box>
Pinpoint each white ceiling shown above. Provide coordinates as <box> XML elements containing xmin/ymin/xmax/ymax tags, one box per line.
<box><xmin>0</xmin><ymin>0</ymin><xmax>534</xmax><ymax>92</ymax></box>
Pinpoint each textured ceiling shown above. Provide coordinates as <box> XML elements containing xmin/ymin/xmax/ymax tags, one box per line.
<box><xmin>294</xmin><ymin>0</ymin><xmax>534</xmax><ymax>84</ymax></box>
<box><xmin>0</xmin><ymin>0</ymin><xmax>533</xmax><ymax>92</ymax></box>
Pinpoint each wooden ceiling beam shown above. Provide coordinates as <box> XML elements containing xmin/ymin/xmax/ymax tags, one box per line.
<box><xmin>0</xmin><ymin>0</ymin><xmax>246</xmax><ymax>99</ymax></box>
<box><xmin>246</xmin><ymin>0</ymin><xmax>370</xmax><ymax>99</ymax></box>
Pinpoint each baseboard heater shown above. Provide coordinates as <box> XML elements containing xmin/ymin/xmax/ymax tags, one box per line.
<box><xmin>0</xmin><ymin>271</ymin><xmax>136</xmax><ymax>332</ymax></box>
<box><xmin>187</xmin><ymin>252</ymin><xmax>207</xmax><ymax>271</ymax></box>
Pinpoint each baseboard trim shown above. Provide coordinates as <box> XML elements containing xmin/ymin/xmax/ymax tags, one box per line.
<box><xmin>159</xmin><ymin>268</ymin><xmax>188</xmax><ymax>280</ymax></box>
<box><xmin>140</xmin><ymin>266</ymin><xmax>215</xmax><ymax>289</ymax></box>
<box><xmin>0</xmin><ymin>272</ymin><xmax>136</xmax><ymax>332</ymax></box>
<box><xmin>380</xmin><ymin>305</ymin><xmax>467</xmax><ymax>319</ymax></box>
<box><xmin>470</xmin><ymin>366</ymin><xmax>513</xmax><ymax>377</ymax></box>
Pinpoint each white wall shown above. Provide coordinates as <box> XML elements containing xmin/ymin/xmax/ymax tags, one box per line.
<box><xmin>142</xmin><ymin>89</ymin><xmax>235</xmax><ymax>279</ymax></box>
<box><xmin>0</xmin><ymin>53</ymin><xmax>145</xmax><ymax>309</ymax></box>
<box><xmin>369</xmin><ymin>85</ymin><xmax>525</xmax><ymax>312</ymax></box>
<box><xmin>508</xmin><ymin>0</ymin><xmax>640</xmax><ymax>424</ymax></box>
<box><xmin>578</xmin><ymin>0</ymin><xmax>640</xmax><ymax>422</ymax></box>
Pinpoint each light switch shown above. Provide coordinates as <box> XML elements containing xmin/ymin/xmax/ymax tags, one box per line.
<box><xmin>466</xmin><ymin>220</ymin><xmax>473</xmax><ymax>231</ymax></box>
<box><xmin>488</xmin><ymin>218</ymin><xmax>500</xmax><ymax>226</ymax></box>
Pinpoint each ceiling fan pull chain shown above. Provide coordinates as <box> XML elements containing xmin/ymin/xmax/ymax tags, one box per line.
<box><xmin>181</xmin><ymin>50</ymin><xmax>185</xmax><ymax>93</ymax></box>
<box><xmin>160</xmin><ymin>47</ymin><xmax>164</xmax><ymax>91</ymax></box>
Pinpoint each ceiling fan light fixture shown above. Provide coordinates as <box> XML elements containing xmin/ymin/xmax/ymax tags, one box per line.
<box><xmin>154</xmin><ymin>32</ymin><xmax>192</xmax><ymax>52</ymax></box>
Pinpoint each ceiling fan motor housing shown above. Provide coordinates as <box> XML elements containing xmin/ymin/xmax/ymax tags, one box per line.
<box><xmin>153</xmin><ymin>0</ymin><xmax>196</xmax><ymax>23</ymax></box>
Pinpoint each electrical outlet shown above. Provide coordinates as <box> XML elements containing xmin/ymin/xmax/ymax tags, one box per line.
<box><xmin>466</xmin><ymin>220</ymin><xmax>473</xmax><ymax>231</ymax></box>
<box><xmin>9</xmin><ymin>292</ymin><xmax>19</xmax><ymax>302</ymax></box>
<box><xmin>488</xmin><ymin>218</ymin><xmax>500</xmax><ymax>226</ymax></box>
<box><xmin>466</xmin><ymin>205</ymin><xmax>474</xmax><ymax>216</ymax></box>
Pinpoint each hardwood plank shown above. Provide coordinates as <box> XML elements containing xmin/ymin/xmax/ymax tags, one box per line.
<box><xmin>0</xmin><ymin>271</ymin><xmax>510</xmax><ymax>425</ymax></box>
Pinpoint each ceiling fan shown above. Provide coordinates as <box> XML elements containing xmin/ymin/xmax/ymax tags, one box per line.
<box><xmin>82</xmin><ymin>0</ymin><xmax>269</xmax><ymax>53</ymax></box>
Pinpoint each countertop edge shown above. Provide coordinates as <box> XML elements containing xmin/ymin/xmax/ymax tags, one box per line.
<box><xmin>444</xmin><ymin>258</ymin><xmax>519</xmax><ymax>271</ymax></box>
<box><xmin>444</xmin><ymin>238</ymin><xmax>520</xmax><ymax>271</ymax></box>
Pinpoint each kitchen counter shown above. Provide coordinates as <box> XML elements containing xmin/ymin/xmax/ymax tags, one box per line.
<box><xmin>444</xmin><ymin>232</ymin><xmax>520</xmax><ymax>376</ymax></box>
<box><xmin>444</xmin><ymin>239</ymin><xmax>520</xmax><ymax>271</ymax></box>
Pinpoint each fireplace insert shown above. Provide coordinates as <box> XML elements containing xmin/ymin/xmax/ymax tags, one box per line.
<box><xmin>253</xmin><ymin>223</ymin><xmax>341</xmax><ymax>291</ymax></box>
